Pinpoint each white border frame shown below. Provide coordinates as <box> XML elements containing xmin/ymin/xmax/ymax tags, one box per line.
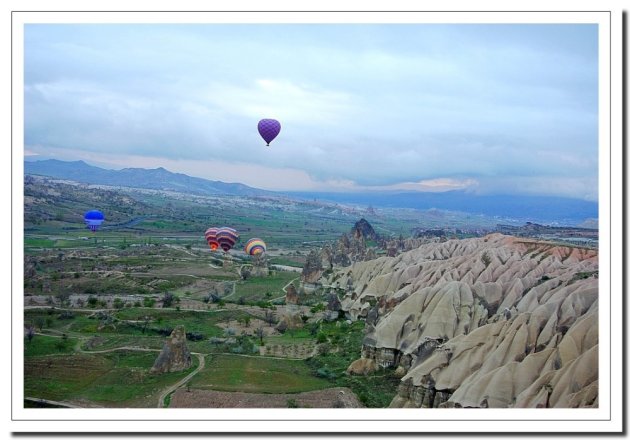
<box><xmin>7</xmin><ymin>5</ymin><xmax>623</xmax><ymax>435</ymax></box>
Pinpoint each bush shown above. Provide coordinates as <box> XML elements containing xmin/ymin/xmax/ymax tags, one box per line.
<box><xmin>113</xmin><ymin>298</ymin><xmax>125</xmax><ymax>309</ymax></box>
<box><xmin>87</xmin><ymin>296</ymin><xmax>98</xmax><ymax>307</ymax></box>
<box><xmin>143</xmin><ymin>297</ymin><xmax>156</xmax><ymax>308</ymax></box>
<box><xmin>162</xmin><ymin>293</ymin><xmax>175</xmax><ymax>308</ymax></box>
<box><xmin>157</xmin><ymin>327</ymin><xmax>174</xmax><ymax>336</ymax></box>
<box><xmin>315</xmin><ymin>367</ymin><xmax>337</xmax><ymax>380</ymax></box>
<box><xmin>186</xmin><ymin>332</ymin><xmax>204</xmax><ymax>341</ymax></box>
<box><xmin>286</xmin><ymin>398</ymin><xmax>298</xmax><ymax>408</ymax></box>
<box><xmin>57</xmin><ymin>311</ymin><xmax>75</xmax><ymax>320</ymax></box>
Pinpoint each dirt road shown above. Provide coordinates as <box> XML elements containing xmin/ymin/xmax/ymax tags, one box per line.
<box><xmin>157</xmin><ymin>353</ymin><xmax>205</xmax><ymax>408</ymax></box>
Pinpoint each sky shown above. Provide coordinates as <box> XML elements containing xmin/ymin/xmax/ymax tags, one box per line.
<box><xmin>23</xmin><ymin>23</ymin><xmax>599</xmax><ymax>200</ymax></box>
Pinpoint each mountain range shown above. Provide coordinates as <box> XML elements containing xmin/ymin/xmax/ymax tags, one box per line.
<box><xmin>24</xmin><ymin>159</ymin><xmax>274</xmax><ymax>197</ymax></box>
<box><xmin>24</xmin><ymin>159</ymin><xmax>598</xmax><ymax>226</ymax></box>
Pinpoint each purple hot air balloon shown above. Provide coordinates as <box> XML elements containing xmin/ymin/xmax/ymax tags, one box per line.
<box><xmin>257</xmin><ymin>119</ymin><xmax>281</xmax><ymax>146</ymax></box>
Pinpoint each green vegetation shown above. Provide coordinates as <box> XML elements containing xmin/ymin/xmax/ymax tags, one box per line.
<box><xmin>24</xmin><ymin>351</ymin><xmax>197</xmax><ymax>407</ymax></box>
<box><xmin>305</xmin><ymin>320</ymin><xmax>400</xmax><ymax>408</ymax></box>
<box><xmin>191</xmin><ymin>354</ymin><xmax>329</xmax><ymax>394</ymax></box>
<box><xmin>572</xmin><ymin>270</ymin><xmax>598</xmax><ymax>281</ymax></box>
<box><xmin>24</xmin><ymin>334</ymin><xmax>76</xmax><ymax>357</ymax></box>
<box><xmin>230</xmin><ymin>272</ymin><xmax>297</xmax><ymax>303</ymax></box>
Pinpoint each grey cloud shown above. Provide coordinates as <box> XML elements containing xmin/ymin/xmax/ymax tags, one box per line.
<box><xmin>24</xmin><ymin>23</ymin><xmax>599</xmax><ymax>200</ymax></box>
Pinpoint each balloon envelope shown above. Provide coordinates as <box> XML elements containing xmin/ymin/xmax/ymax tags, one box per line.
<box><xmin>204</xmin><ymin>227</ymin><xmax>220</xmax><ymax>251</ymax></box>
<box><xmin>257</xmin><ymin>119</ymin><xmax>281</xmax><ymax>146</ymax></box>
<box><xmin>84</xmin><ymin>210</ymin><xmax>105</xmax><ymax>232</ymax></box>
<box><xmin>216</xmin><ymin>227</ymin><xmax>239</xmax><ymax>252</ymax></box>
<box><xmin>244</xmin><ymin>238</ymin><xmax>266</xmax><ymax>256</ymax></box>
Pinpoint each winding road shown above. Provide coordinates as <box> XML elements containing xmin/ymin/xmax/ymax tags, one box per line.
<box><xmin>157</xmin><ymin>353</ymin><xmax>205</xmax><ymax>408</ymax></box>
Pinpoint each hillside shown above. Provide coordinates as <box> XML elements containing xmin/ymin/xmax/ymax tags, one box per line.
<box><xmin>25</xmin><ymin>159</ymin><xmax>274</xmax><ymax>197</ymax></box>
<box><xmin>323</xmin><ymin>234</ymin><xmax>598</xmax><ymax>408</ymax></box>
<box><xmin>25</xmin><ymin>159</ymin><xmax>597</xmax><ymax>226</ymax></box>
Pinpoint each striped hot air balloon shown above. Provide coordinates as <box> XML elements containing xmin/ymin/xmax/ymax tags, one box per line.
<box><xmin>84</xmin><ymin>210</ymin><xmax>105</xmax><ymax>232</ymax></box>
<box><xmin>244</xmin><ymin>238</ymin><xmax>266</xmax><ymax>256</ymax></box>
<box><xmin>204</xmin><ymin>227</ymin><xmax>220</xmax><ymax>251</ymax></box>
<box><xmin>216</xmin><ymin>227</ymin><xmax>239</xmax><ymax>253</ymax></box>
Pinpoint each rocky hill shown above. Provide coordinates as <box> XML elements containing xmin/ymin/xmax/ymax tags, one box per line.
<box><xmin>324</xmin><ymin>234</ymin><xmax>598</xmax><ymax>408</ymax></box>
<box><xmin>350</xmin><ymin>218</ymin><xmax>378</xmax><ymax>241</ymax></box>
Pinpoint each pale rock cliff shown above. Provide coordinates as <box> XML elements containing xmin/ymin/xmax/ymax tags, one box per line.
<box><xmin>327</xmin><ymin>234</ymin><xmax>598</xmax><ymax>408</ymax></box>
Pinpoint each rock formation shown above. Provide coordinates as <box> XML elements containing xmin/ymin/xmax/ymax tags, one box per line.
<box><xmin>301</xmin><ymin>249</ymin><xmax>324</xmax><ymax>284</ymax></box>
<box><xmin>251</xmin><ymin>254</ymin><xmax>269</xmax><ymax>277</ymax></box>
<box><xmin>323</xmin><ymin>234</ymin><xmax>598</xmax><ymax>408</ymax></box>
<box><xmin>351</xmin><ymin>218</ymin><xmax>378</xmax><ymax>241</ymax></box>
<box><xmin>151</xmin><ymin>325</ymin><xmax>193</xmax><ymax>374</ymax></box>
<box><xmin>285</xmin><ymin>283</ymin><xmax>299</xmax><ymax>305</ymax></box>
<box><xmin>276</xmin><ymin>311</ymin><xmax>304</xmax><ymax>331</ymax></box>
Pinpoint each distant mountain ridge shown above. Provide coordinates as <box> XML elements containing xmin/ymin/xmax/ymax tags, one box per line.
<box><xmin>285</xmin><ymin>190</ymin><xmax>598</xmax><ymax>226</ymax></box>
<box><xmin>24</xmin><ymin>159</ymin><xmax>598</xmax><ymax>226</ymax></box>
<box><xmin>24</xmin><ymin>159</ymin><xmax>274</xmax><ymax>197</ymax></box>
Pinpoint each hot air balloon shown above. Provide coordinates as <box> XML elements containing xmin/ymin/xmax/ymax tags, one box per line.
<box><xmin>257</xmin><ymin>119</ymin><xmax>281</xmax><ymax>146</ymax></box>
<box><xmin>204</xmin><ymin>227</ymin><xmax>220</xmax><ymax>251</ymax></box>
<box><xmin>244</xmin><ymin>238</ymin><xmax>266</xmax><ymax>256</ymax></box>
<box><xmin>216</xmin><ymin>227</ymin><xmax>239</xmax><ymax>253</ymax></box>
<box><xmin>84</xmin><ymin>210</ymin><xmax>105</xmax><ymax>232</ymax></box>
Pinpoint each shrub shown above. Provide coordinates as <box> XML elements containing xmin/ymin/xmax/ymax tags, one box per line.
<box><xmin>57</xmin><ymin>311</ymin><xmax>75</xmax><ymax>320</ymax></box>
<box><xmin>158</xmin><ymin>328</ymin><xmax>174</xmax><ymax>336</ymax></box>
<box><xmin>87</xmin><ymin>296</ymin><xmax>98</xmax><ymax>307</ymax></box>
<box><xmin>186</xmin><ymin>332</ymin><xmax>204</xmax><ymax>341</ymax></box>
<box><xmin>310</xmin><ymin>303</ymin><xmax>325</xmax><ymax>313</ymax></box>
<box><xmin>286</xmin><ymin>399</ymin><xmax>298</xmax><ymax>408</ymax></box>
<box><xmin>162</xmin><ymin>293</ymin><xmax>175</xmax><ymax>308</ymax></box>
<box><xmin>143</xmin><ymin>297</ymin><xmax>156</xmax><ymax>308</ymax></box>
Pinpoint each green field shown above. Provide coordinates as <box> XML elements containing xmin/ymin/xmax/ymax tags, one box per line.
<box><xmin>24</xmin><ymin>350</ymin><xmax>198</xmax><ymax>407</ymax></box>
<box><xmin>190</xmin><ymin>354</ymin><xmax>329</xmax><ymax>394</ymax></box>
<box><xmin>24</xmin><ymin>334</ymin><xmax>77</xmax><ymax>357</ymax></box>
<box><xmin>230</xmin><ymin>272</ymin><xmax>298</xmax><ymax>302</ymax></box>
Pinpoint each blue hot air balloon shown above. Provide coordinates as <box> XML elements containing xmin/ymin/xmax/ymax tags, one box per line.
<box><xmin>84</xmin><ymin>210</ymin><xmax>105</xmax><ymax>232</ymax></box>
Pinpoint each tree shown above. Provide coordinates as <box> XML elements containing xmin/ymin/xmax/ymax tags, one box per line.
<box><xmin>87</xmin><ymin>296</ymin><xmax>98</xmax><ymax>308</ymax></box>
<box><xmin>34</xmin><ymin>317</ymin><xmax>45</xmax><ymax>331</ymax></box>
<box><xmin>141</xmin><ymin>315</ymin><xmax>151</xmax><ymax>334</ymax></box>
<box><xmin>162</xmin><ymin>292</ymin><xmax>175</xmax><ymax>308</ymax></box>
<box><xmin>254</xmin><ymin>327</ymin><xmax>265</xmax><ymax>345</ymax></box>
<box><xmin>26</xmin><ymin>326</ymin><xmax>35</xmax><ymax>343</ymax></box>
<box><xmin>264</xmin><ymin>310</ymin><xmax>276</xmax><ymax>326</ymax></box>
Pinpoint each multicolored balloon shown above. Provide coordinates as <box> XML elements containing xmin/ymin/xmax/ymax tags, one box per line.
<box><xmin>244</xmin><ymin>238</ymin><xmax>266</xmax><ymax>256</ymax></box>
<box><xmin>257</xmin><ymin>119</ymin><xmax>281</xmax><ymax>146</ymax></box>
<box><xmin>216</xmin><ymin>227</ymin><xmax>239</xmax><ymax>252</ymax></box>
<box><xmin>84</xmin><ymin>210</ymin><xmax>105</xmax><ymax>232</ymax></box>
<box><xmin>204</xmin><ymin>227</ymin><xmax>220</xmax><ymax>251</ymax></box>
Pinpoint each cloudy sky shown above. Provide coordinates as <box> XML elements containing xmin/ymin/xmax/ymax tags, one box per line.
<box><xmin>24</xmin><ymin>23</ymin><xmax>599</xmax><ymax>200</ymax></box>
